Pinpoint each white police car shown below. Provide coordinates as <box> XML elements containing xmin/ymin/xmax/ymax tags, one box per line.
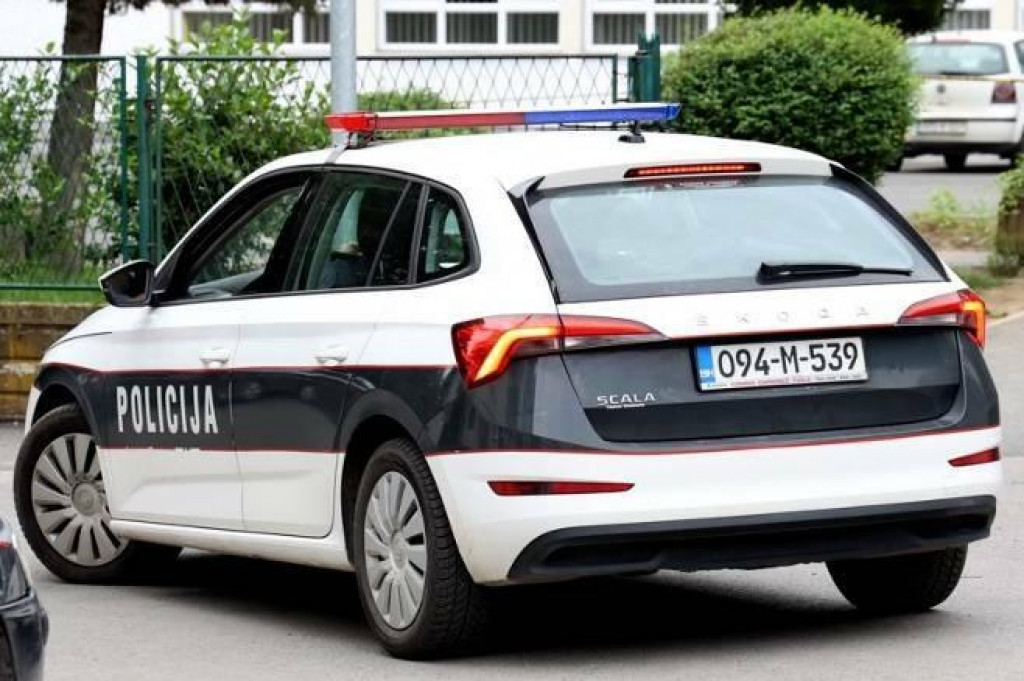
<box><xmin>14</xmin><ymin>105</ymin><xmax>1002</xmax><ymax>658</ymax></box>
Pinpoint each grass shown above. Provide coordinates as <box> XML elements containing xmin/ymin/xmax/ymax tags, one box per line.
<box><xmin>0</xmin><ymin>288</ymin><xmax>104</xmax><ymax>304</ymax></box>
<box><xmin>908</xmin><ymin>189</ymin><xmax>996</xmax><ymax>251</ymax></box>
<box><xmin>954</xmin><ymin>267</ymin><xmax>1009</xmax><ymax>292</ymax></box>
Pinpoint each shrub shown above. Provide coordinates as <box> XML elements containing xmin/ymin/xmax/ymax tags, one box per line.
<box><xmin>662</xmin><ymin>7</ymin><xmax>917</xmax><ymax>184</ymax></box>
<box><xmin>993</xmin><ymin>162</ymin><xmax>1024</xmax><ymax>275</ymax></box>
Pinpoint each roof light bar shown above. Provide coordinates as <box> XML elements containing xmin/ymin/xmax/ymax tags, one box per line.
<box><xmin>324</xmin><ymin>103</ymin><xmax>681</xmax><ymax>134</ymax></box>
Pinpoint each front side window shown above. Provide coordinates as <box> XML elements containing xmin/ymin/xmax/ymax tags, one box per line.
<box><xmin>182</xmin><ymin>181</ymin><xmax>307</xmax><ymax>300</ymax></box>
<box><xmin>527</xmin><ymin>176</ymin><xmax>943</xmax><ymax>302</ymax></box>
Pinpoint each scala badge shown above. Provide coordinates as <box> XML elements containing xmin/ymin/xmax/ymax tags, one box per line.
<box><xmin>596</xmin><ymin>392</ymin><xmax>657</xmax><ymax>410</ymax></box>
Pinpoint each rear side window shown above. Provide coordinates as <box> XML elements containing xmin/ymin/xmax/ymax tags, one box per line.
<box><xmin>526</xmin><ymin>176</ymin><xmax>943</xmax><ymax>303</ymax></box>
<box><xmin>417</xmin><ymin>188</ymin><xmax>470</xmax><ymax>283</ymax></box>
<box><xmin>909</xmin><ymin>42</ymin><xmax>1009</xmax><ymax>76</ymax></box>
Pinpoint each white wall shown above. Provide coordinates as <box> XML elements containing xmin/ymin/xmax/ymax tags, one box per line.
<box><xmin>2</xmin><ymin>0</ymin><xmax>175</xmax><ymax>55</ymax></box>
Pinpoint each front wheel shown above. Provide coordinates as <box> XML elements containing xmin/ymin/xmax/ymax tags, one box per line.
<box><xmin>14</xmin><ymin>404</ymin><xmax>180</xmax><ymax>583</ymax></box>
<box><xmin>353</xmin><ymin>438</ymin><xmax>489</xmax><ymax>659</ymax></box>
<box><xmin>827</xmin><ymin>547</ymin><xmax>967</xmax><ymax>614</ymax></box>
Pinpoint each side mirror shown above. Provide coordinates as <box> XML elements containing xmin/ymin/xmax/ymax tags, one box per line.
<box><xmin>99</xmin><ymin>260</ymin><xmax>155</xmax><ymax>307</ymax></box>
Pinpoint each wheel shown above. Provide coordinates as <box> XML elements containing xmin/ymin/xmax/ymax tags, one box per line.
<box><xmin>14</xmin><ymin>404</ymin><xmax>180</xmax><ymax>583</ymax></box>
<box><xmin>353</xmin><ymin>438</ymin><xmax>489</xmax><ymax>659</ymax></box>
<box><xmin>827</xmin><ymin>547</ymin><xmax>967</xmax><ymax>614</ymax></box>
<box><xmin>944</xmin><ymin>153</ymin><xmax>968</xmax><ymax>171</ymax></box>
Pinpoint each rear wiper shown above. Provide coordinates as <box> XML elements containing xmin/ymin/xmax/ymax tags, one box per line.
<box><xmin>758</xmin><ymin>261</ymin><xmax>913</xmax><ymax>283</ymax></box>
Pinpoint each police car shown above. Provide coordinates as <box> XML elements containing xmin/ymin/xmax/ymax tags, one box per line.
<box><xmin>14</xmin><ymin>104</ymin><xmax>1002</xmax><ymax>658</ymax></box>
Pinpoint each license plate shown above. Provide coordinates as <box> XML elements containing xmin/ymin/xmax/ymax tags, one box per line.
<box><xmin>916</xmin><ymin>121</ymin><xmax>967</xmax><ymax>136</ymax></box>
<box><xmin>695</xmin><ymin>337</ymin><xmax>868</xmax><ymax>392</ymax></box>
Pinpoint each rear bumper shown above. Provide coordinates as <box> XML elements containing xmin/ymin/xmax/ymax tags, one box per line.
<box><xmin>508</xmin><ymin>496</ymin><xmax>995</xmax><ymax>580</ymax></box>
<box><xmin>905</xmin><ymin>119</ymin><xmax>1020</xmax><ymax>155</ymax></box>
<box><xmin>428</xmin><ymin>426</ymin><xmax>1003</xmax><ymax>584</ymax></box>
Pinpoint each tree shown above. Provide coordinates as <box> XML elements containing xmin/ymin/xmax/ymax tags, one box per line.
<box><xmin>731</xmin><ymin>0</ymin><xmax>950</xmax><ymax>35</ymax></box>
<box><xmin>46</xmin><ymin>0</ymin><xmax>305</xmax><ymax>271</ymax></box>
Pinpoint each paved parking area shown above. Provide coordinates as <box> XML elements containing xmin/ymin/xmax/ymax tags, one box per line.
<box><xmin>879</xmin><ymin>155</ymin><xmax>1005</xmax><ymax>216</ymax></box>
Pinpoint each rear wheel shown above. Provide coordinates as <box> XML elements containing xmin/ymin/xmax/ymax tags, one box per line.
<box><xmin>14</xmin><ymin>404</ymin><xmax>180</xmax><ymax>583</ymax></box>
<box><xmin>827</xmin><ymin>547</ymin><xmax>967</xmax><ymax>614</ymax></box>
<box><xmin>353</xmin><ymin>438</ymin><xmax>488</xmax><ymax>659</ymax></box>
<box><xmin>944</xmin><ymin>153</ymin><xmax>968</xmax><ymax>171</ymax></box>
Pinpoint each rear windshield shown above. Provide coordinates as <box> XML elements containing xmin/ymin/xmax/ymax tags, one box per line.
<box><xmin>525</xmin><ymin>176</ymin><xmax>943</xmax><ymax>303</ymax></box>
<box><xmin>909</xmin><ymin>42</ymin><xmax>1009</xmax><ymax>76</ymax></box>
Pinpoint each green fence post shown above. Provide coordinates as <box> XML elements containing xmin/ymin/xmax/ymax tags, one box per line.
<box><xmin>153</xmin><ymin>57</ymin><xmax>164</xmax><ymax>262</ymax></box>
<box><xmin>116</xmin><ymin>56</ymin><xmax>130</xmax><ymax>264</ymax></box>
<box><xmin>627</xmin><ymin>34</ymin><xmax>662</xmax><ymax>103</ymax></box>
<box><xmin>135</xmin><ymin>55</ymin><xmax>153</xmax><ymax>263</ymax></box>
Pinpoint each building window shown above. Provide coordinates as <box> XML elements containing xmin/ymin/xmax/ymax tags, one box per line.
<box><xmin>655</xmin><ymin>12</ymin><xmax>707</xmax><ymax>45</ymax></box>
<box><xmin>507</xmin><ymin>12</ymin><xmax>559</xmax><ymax>44</ymax></box>
<box><xmin>380</xmin><ymin>0</ymin><xmax>560</xmax><ymax>48</ymax></box>
<box><xmin>303</xmin><ymin>12</ymin><xmax>330</xmax><ymax>43</ymax></box>
<box><xmin>587</xmin><ymin>0</ymin><xmax>719</xmax><ymax>48</ymax></box>
<box><xmin>386</xmin><ymin>12</ymin><xmax>439</xmax><ymax>44</ymax></box>
<box><xmin>593</xmin><ymin>14</ymin><xmax>646</xmax><ymax>45</ymax></box>
<box><xmin>943</xmin><ymin>9</ymin><xmax>992</xmax><ymax>30</ymax></box>
<box><xmin>446</xmin><ymin>12</ymin><xmax>498</xmax><ymax>44</ymax></box>
<box><xmin>183</xmin><ymin>11</ymin><xmax>293</xmax><ymax>43</ymax></box>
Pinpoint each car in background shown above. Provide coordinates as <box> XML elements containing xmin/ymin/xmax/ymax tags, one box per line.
<box><xmin>906</xmin><ymin>31</ymin><xmax>1024</xmax><ymax>171</ymax></box>
<box><xmin>0</xmin><ymin>517</ymin><xmax>46</xmax><ymax>681</ymax></box>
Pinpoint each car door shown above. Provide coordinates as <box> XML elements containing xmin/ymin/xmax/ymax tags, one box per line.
<box><xmin>100</xmin><ymin>171</ymin><xmax>314</xmax><ymax>530</ymax></box>
<box><xmin>231</xmin><ymin>170</ymin><xmax>422</xmax><ymax>537</ymax></box>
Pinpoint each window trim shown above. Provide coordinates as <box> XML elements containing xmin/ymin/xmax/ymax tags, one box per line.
<box><xmin>285</xmin><ymin>166</ymin><xmax>482</xmax><ymax>298</ymax></box>
<box><xmin>378</xmin><ymin>0</ymin><xmax>562</xmax><ymax>52</ymax></box>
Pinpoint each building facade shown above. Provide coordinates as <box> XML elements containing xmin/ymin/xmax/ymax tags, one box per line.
<box><xmin>2</xmin><ymin>0</ymin><xmax>1023</xmax><ymax>57</ymax></box>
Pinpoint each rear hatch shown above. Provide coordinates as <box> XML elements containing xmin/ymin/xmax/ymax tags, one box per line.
<box><xmin>523</xmin><ymin>169</ymin><xmax>963</xmax><ymax>443</ymax></box>
<box><xmin>908</xmin><ymin>40</ymin><xmax>1017</xmax><ymax>126</ymax></box>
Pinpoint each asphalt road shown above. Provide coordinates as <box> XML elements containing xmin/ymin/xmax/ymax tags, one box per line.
<box><xmin>0</xmin><ymin>314</ymin><xmax>1020</xmax><ymax>680</ymax></box>
<box><xmin>878</xmin><ymin>155</ymin><xmax>1005</xmax><ymax>216</ymax></box>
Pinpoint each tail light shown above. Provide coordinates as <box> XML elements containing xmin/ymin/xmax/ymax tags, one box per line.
<box><xmin>452</xmin><ymin>314</ymin><xmax>663</xmax><ymax>388</ymax></box>
<box><xmin>488</xmin><ymin>480</ymin><xmax>634</xmax><ymax>496</ymax></box>
<box><xmin>949</xmin><ymin>448</ymin><xmax>1000</xmax><ymax>468</ymax></box>
<box><xmin>625</xmin><ymin>162</ymin><xmax>761</xmax><ymax>179</ymax></box>
<box><xmin>898</xmin><ymin>289</ymin><xmax>987</xmax><ymax>348</ymax></box>
<box><xmin>992</xmin><ymin>81</ymin><xmax>1017</xmax><ymax>104</ymax></box>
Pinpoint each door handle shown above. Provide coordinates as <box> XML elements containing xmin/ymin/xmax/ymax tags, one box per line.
<box><xmin>315</xmin><ymin>345</ymin><xmax>349</xmax><ymax>366</ymax></box>
<box><xmin>199</xmin><ymin>347</ymin><xmax>231</xmax><ymax>367</ymax></box>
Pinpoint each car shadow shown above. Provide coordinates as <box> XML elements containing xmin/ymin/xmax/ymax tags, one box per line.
<box><xmin>82</xmin><ymin>550</ymin><xmax>953</xmax><ymax>660</ymax></box>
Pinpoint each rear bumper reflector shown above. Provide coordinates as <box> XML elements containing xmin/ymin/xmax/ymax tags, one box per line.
<box><xmin>488</xmin><ymin>481</ymin><xmax>634</xmax><ymax>496</ymax></box>
<box><xmin>949</xmin><ymin>448</ymin><xmax>1000</xmax><ymax>468</ymax></box>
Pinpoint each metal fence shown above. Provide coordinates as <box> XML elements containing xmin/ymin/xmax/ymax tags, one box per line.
<box><xmin>148</xmin><ymin>54</ymin><xmax>619</xmax><ymax>259</ymax></box>
<box><xmin>0</xmin><ymin>56</ymin><xmax>130</xmax><ymax>292</ymax></box>
<box><xmin>0</xmin><ymin>53</ymin><xmax>619</xmax><ymax>290</ymax></box>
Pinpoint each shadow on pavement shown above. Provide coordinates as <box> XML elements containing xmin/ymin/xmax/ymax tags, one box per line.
<box><xmin>92</xmin><ymin>550</ymin><xmax>946</xmax><ymax>659</ymax></box>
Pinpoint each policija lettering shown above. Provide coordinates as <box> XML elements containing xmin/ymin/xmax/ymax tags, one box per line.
<box><xmin>115</xmin><ymin>385</ymin><xmax>219</xmax><ymax>435</ymax></box>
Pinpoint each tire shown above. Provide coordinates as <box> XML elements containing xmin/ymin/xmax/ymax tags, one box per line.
<box><xmin>353</xmin><ymin>438</ymin><xmax>489</xmax><ymax>659</ymax></box>
<box><xmin>14</xmin><ymin>404</ymin><xmax>181</xmax><ymax>583</ymax></box>
<box><xmin>886</xmin><ymin>155</ymin><xmax>904</xmax><ymax>172</ymax></box>
<box><xmin>827</xmin><ymin>547</ymin><xmax>967</xmax><ymax>614</ymax></box>
<box><xmin>944</xmin><ymin>153</ymin><xmax>968</xmax><ymax>171</ymax></box>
